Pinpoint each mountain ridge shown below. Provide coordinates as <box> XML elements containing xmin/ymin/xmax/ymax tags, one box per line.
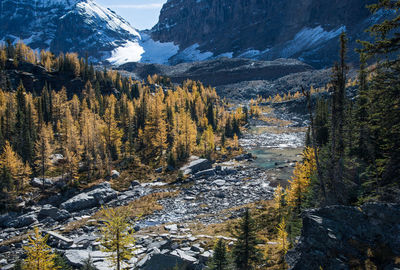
<box><xmin>151</xmin><ymin>0</ymin><xmax>385</xmax><ymax>67</ymax></box>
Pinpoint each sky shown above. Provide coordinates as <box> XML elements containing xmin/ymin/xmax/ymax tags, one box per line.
<box><xmin>96</xmin><ymin>0</ymin><xmax>168</xmax><ymax>30</ymax></box>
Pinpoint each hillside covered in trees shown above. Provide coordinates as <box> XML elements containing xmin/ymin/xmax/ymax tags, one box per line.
<box><xmin>0</xmin><ymin>41</ymin><xmax>247</xmax><ymax>211</ymax></box>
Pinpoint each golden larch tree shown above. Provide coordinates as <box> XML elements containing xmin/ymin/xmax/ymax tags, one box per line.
<box><xmin>98</xmin><ymin>207</ymin><xmax>136</xmax><ymax>270</ymax></box>
<box><xmin>23</xmin><ymin>227</ymin><xmax>58</xmax><ymax>270</ymax></box>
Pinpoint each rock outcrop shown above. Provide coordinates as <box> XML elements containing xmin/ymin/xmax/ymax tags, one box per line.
<box><xmin>286</xmin><ymin>203</ymin><xmax>400</xmax><ymax>270</ymax></box>
<box><xmin>60</xmin><ymin>182</ymin><xmax>117</xmax><ymax>212</ymax></box>
<box><xmin>152</xmin><ymin>0</ymin><xmax>385</xmax><ymax>67</ymax></box>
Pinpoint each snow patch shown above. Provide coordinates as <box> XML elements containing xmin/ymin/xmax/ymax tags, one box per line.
<box><xmin>238</xmin><ymin>48</ymin><xmax>271</xmax><ymax>58</ymax></box>
<box><xmin>107</xmin><ymin>41</ymin><xmax>144</xmax><ymax>65</ymax></box>
<box><xmin>281</xmin><ymin>25</ymin><xmax>346</xmax><ymax>58</ymax></box>
<box><xmin>174</xmin><ymin>44</ymin><xmax>213</xmax><ymax>62</ymax></box>
<box><xmin>139</xmin><ymin>33</ymin><xmax>179</xmax><ymax>64</ymax></box>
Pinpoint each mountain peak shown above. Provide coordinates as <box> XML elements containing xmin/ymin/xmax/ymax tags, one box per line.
<box><xmin>0</xmin><ymin>0</ymin><xmax>140</xmax><ymax>62</ymax></box>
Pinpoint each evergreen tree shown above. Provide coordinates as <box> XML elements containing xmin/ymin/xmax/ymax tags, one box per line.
<box><xmin>232</xmin><ymin>208</ymin><xmax>260</xmax><ymax>270</ymax></box>
<box><xmin>209</xmin><ymin>239</ymin><xmax>228</xmax><ymax>270</ymax></box>
<box><xmin>357</xmin><ymin>0</ymin><xmax>400</xmax><ymax>192</ymax></box>
<box><xmin>329</xmin><ymin>32</ymin><xmax>348</xmax><ymax>204</ymax></box>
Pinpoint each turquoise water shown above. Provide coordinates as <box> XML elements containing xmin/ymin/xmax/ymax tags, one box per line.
<box><xmin>248</xmin><ymin>148</ymin><xmax>286</xmax><ymax>169</ymax></box>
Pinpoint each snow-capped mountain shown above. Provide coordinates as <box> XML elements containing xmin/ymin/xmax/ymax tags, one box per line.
<box><xmin>0</xmin><ymin>0</ymin><xmax>179</xmax><ymax>64</ymax></box>
<box><xmin>152</xmin><ymin>0</ymin><xmax>389</xmax><ymax>68</ymax></box>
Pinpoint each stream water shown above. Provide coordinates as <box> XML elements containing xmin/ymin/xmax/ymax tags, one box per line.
<box><xmin>240</xmin><ymin>125</ymin><xmax>305</xmax><ymax>170</ymax></box>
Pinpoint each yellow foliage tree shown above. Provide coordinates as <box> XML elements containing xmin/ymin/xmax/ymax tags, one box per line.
<box><xmin>286</xmin><ymin>147</ymin><xmax>316</xmax><ymax>209</ymax></box>
<box><xmin>23</xmin><ymin>227</ymin><xmax>58</xmax><ymax>270</ymax></box>
<box><xmin>99</xmin><ymin>207</ymin><xmax>136</xmax><ymax>270</ymax></box>
<box><xmin>103</xmin><ymin>95</ymin><xmax>123</xmax><ymax>160</ymax></box>
<box><xmin>277</xmin><ymin>218</ymin><xmax>289</xmax><ymax>254</ymax></box>
<box><xmin>201</xmin><ymin>125</ymin><xmax>215</xmax><ymax>158</ymax></box>
<box><xmin>0</xmin><ymin>141</ymin><xmax>26</xmax><ymax>193</ymax></box>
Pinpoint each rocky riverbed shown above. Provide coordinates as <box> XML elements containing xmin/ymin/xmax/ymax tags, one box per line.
<box><xmin>0</xmin><ymin>113</ymin><xmax>305</xmax><ymax>270</ymax></box>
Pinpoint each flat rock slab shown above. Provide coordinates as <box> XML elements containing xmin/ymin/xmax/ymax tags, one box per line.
<box><xmin>180</xmin><ymin>158</ymin><xmax>212</xmax><ymax>175</ymax></box>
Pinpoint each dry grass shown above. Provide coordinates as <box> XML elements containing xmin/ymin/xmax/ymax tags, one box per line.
<box><xmin>62</xmin><ymin>191</ymin><xmax>180</xmax><ymax>233</ymax></box>
<box><xmin>63</xmin><ymin>217</ymin><xmax>92</xmax><ymax>233</ymax></box>
<box><xmin>0</xmin><ymin>231</ymin><xmax>31</xmax><ymax>247</ymax></box>
<box><xmin>95</xmin><ymin>191</ymin><xmax>181</xmax><ymax>220</ymax></box>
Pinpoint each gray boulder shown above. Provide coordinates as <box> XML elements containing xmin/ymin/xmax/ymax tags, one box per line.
<box><xmin>111</xmin><ymin>170</ymin><xmax>120</xmax><ymax>179</ymax></box>
<box><xmin>0</xmin><ymin>212</ymin><xmax>18</xmax><ymax>228</ymax></box>
<box><xmin>234</xmin><ymin>153</ymin><xmax>253</xmax><ymax>161</ymax></box>
<box><xmin>194</xmin><ymin>169</ymin><xmax>216</xmax><ymax>179</ymax></box>
<box><xmin>286</xmin><ymin>203</ymin><xmax>400</xmax><ymax>270</ymax></box>
<box><xmin>180</xmin><ymin>158</ymin><xmax>212</xmax><ymax>175</ymax></box>
<box><xmin>39</xmin><ymin>205</ymin><xmax>71</xmax><ymax>221</ymax></box>
<box><xmin>60</xmin><ymin>182</ymin><xmax>117</xmax><ymax>212</ymax></box>
<box><xmin>64</xmin><ymin>250</ymin><xmax>90</xmax><ymax>268</ymax></box>
<box><xmin>5</xmin><ymin>213</ymin><xmax>37</xmax><ymax>228</ymax></box>
<box><xmin>60</xmin><ymin>193</ymin><xmax>97</xmax><ymax>212</ymax></box>
<box><xmin>140</xmin><ymin>253</ymin><xmax>193</xmax><ymax>270</ymax></box>
<box><xmin>31</xmin><ymin>177</ymin><xmax>54</xmax><ymax>188</ymax></box>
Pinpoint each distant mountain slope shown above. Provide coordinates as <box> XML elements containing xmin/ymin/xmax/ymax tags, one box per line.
<box><xmin>0</xmin><ymin>0</ymin><xmax>178</xmax><ymax>64</ymax></box>
<box><xmin>152</xmin><ymin>0</ymin><xmax>388</xmax><ymax>68</ymax></box>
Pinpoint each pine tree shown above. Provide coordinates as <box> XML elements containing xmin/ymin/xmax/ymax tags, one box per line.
<box><xmin>357</xmin><ymin>0</ymin><xmax>400</xmax><ymax>190</ymax></box>
<box><xmin>210</xmin><ymin>239</ymin><xmax>228</xmax><ymax>270</ymax></box>
<box><xmin>329</xmin><ymin>32</ymin><xmax>348</xmax><ymax>204</ymax></box>
<box><xmin>98</xmin><ymin>207</ymin><xmax>136</xmax><ymax>270</ymax></box>
<box><xmin>358</xmin><ymin>0</ymin><xmax>400</xmax><ymax>61</ymax></box>
<box><xmin>232</xmin><ymin>208</ymin><xmax>260</xmax><ymax>270</ymax></box>
<box><xmin>23</xmin><ymin>227</ymin><xmax>58</xmax><ymax>270</ymax></box>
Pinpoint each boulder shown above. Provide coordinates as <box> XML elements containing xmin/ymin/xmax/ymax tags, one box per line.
<box><xmin>31</xmin><ymin>177</ymin><xmax>54</xmax><ymax>188</ymax></box>
<box><xmin>234</xmin><ymin>153</ymin><xmax>253</xmax><ymax>161</ymax></box>
<box><xmin>194</xmin><ymin>169</ymin><xmax>216</xmax><ymax>179</ymax></box>
<box><xmin>50</xmin><ymin>153</ymin><xmax>64</xmax><ymax>164</ymax></box>
<box><xmin>111</xmin><ymin>170</ymin><xmax>120</xmax><ymax>179</ymax></box>
<box><xmin>140</xmin><ymin>253</ymin><xmax>193</xmax><ymax>270</ymax></box>
<box><xmin>164</xmin><ymin>224</ymin><xmax>178</xmax><ymax>232</ymax></box>
<box><xmin>60</xmin><ymin>193</ymin><xmax>97</xmax><ymax>212</ymax></box>
<box><xmin>5</xmin><ymin>213</ymin><xmax>37</xmax><ymax>228</ymax></box>
<box><xmin>39</xmin><ymin>205</ymin><xmax>71</xmax><ymax>221</ymax></box>
<box><xmin>130</xmin><ymin>180</ymin><xmax>141</xmax><ymax>189</ymax></box>
<box><xmin>64</xmin><ymin>250</ymin><xmax>90</xmax><ymax>267</ymax></box>
<box><xmin>212</xmin><ymin>180</ymin><xmax>226</xmax><ymax>186</ymax></box>
<box><xmin>60</xmin><ymin>182</ymin><xmax>117</xmax><ymax>212</ymax></box>
<box><xmin>0</xmin><ymin>212</ymin><xmax>18</xmax><ymax>228</ymax></box>
<box><xmin>286</xmin><ymin>203</ymin><xmax>400</xmax><ymax>270</ymax></box>
<box><xmin>180</xmin><ymin>158</ymin><xmax>212</xmax><ymax>175</ymax></box>
<box><xmin>45</xmin><ymin>231</ymin><xmax>74</xmax><ymax>246</ymax></box>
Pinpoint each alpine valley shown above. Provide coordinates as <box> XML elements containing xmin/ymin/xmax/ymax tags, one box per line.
<box><xmin>0</xmin><ymin>1</ymin><xmax>399</xmax><ymax>270</ymax></box>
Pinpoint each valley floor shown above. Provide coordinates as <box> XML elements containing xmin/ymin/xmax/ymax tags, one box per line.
<box><xmin>0</xmin><ymin>107</ymin><xmax>305</xmax><ymax>270</ymax></box>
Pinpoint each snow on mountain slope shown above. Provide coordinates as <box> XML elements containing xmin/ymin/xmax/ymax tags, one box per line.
<box><xmin>0</xmin><ymin>0</ymin><xmax>209</xmax><ymax>65</ymax></box>
<box><xmin>107</xmin><ymin>32</ymin><xmax>179</xmax><ymax>65</ymax></box>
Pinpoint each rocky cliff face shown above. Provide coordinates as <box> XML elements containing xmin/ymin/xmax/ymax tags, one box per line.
<box><xmin>286</xmin><ymin>203</ymin><xmax>400</xmax><ymax>269</ymax></box>
<box><xmin>0</xmin><ymin>0</ymin><xmax>141</xmax><ymax>62</ymax></box>
<box><xmin>152</xmin><ymin>0</ymin><xmax>386</xmax><ymax>67</ymax></box>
